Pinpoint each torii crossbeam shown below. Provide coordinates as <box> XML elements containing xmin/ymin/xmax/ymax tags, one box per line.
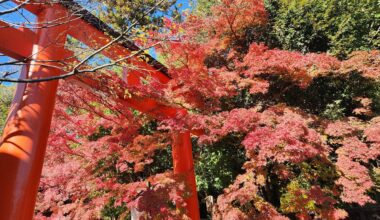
<box><xmin>0</xmin><ymin>1</ymin><xmax>200</xmax><ymax>219</ymax></box>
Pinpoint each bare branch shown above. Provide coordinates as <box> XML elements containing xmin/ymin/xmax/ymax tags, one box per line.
<box><xmin>0</xmin><ymin>42</ymin><xmax>160</xmax><ymax>83</ymax></box>
<box><xmin>70</xmin><ymin>0</ymin><xmax>166</xmax><ymax>70</ymax></box>
<box><xmin>0</xmin><ymin>0</ymin><xmax>29</xmax><ymax>16</ymax></box>
<box><xmin>0</xmin><ymin>0</ymin><xmax>167</xmax><ymax>84</ymax></box>
<box><xmin>78</xmin><ymin>42</ymin><xmax>161</xmax><ymax>73</ymax></box>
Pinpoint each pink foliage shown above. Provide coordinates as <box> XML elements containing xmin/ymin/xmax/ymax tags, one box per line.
<box><xmin>335</xmin><ymin>156</ymin><xmax>375</xmax><ymax>205</ymax></box>
<box><xmin>341</xmin><ymin>50</ymin><xmax>380</xmax><ymax>79</ymax></box>
<box><xmin>35</xmin><ymin>0</ymin><xmax>380</xmax><ymax>219</ymax></box>
<box><xmin>242</xmin><ymin>108</ymin><xmax>324</xmax><ymax>166</ymax></box>
<box><xmin>241</xmin><ymin>43</ymin><xmax>341</xmax><ymax>88</ymax></box>
<box><xmin>213</xmin><ymin>173</ymin><xmax>288</xmax><ymax>220</ymax></box>
<box><xmin>324</xmin><ymin>121</ymin><xmax>356</xmax><ymax>137</ymax></box>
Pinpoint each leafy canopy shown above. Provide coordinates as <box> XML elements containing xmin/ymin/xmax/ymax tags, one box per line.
<box><xmin>31</xmin><ymin>0</ymin><xmax>380</xmax><ymax>219</ymax></box>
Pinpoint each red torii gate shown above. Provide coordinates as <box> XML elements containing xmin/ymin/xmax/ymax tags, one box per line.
<box><xmin>0</xmin><ymin>2</ymin><xmax>200</xmax><ymax>219</ymax></box>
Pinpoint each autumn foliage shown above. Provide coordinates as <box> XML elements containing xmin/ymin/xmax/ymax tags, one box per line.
<box><xmin>35</xmin><ymin>0</ymin><xmax>380</xmax><ymax>219</ymax></box>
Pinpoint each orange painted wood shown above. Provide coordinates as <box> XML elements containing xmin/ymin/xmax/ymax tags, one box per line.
<box><xmin>62</xmin><ymin>16</ymin><xmax>171</xmax><ymax>84</ymax></box>
<box><xmin>10</xmin><ymin>0</ymin><xmax>43</xmax><ymax>15</ymax></box>
<box><xmin>11</xmin><ymin>0</ymin><xmax>170</xmax><ymax>84</ymax></box>
<box><xmin>0</xmin><ymin>5</ymin><xmax>69</xmax><ymax>220</ymax></box>
<box><xmin>172</xmin><ymin>130</ymin><xmax>200</xmax><ymax>220</ymax></box>
<box><xmin>0</xmin><ymin>20</ymin><xmax>36</xmax><ymax>59</ymax></box>
<box><xmin>4</xmin><ymin>2</ymin><xmax>201</xmax><ymax>219</ymax></box>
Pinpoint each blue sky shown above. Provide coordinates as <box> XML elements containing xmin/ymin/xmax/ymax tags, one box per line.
<box><xmin>0</xmin><ymin>1</ymin><xmax>36</xmax><ymax>85</ymax></box>
<box><xmin>0</xmin><ymin>0</ymin><xmax>192</xmax><ymax>85</ymax></box>
<box><xmin>176</xmin><ymin>0</ymin><xmax>193</xmax><ymax>13</ymax></box>
<box><xmin>0</xmin><ymin>1</ymin><xmax>36</xmax><ymax>26</ymax></box>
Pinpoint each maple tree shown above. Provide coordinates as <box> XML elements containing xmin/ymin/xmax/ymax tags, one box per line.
<box><xmin>28</xmin><ymin>0</ymin><xmax>380</xmax><ymax>219</ymax></box>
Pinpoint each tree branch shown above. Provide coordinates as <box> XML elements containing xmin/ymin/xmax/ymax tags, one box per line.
<box><xmin>0</xmin><ymin>42</ymin><xmax>160</xmax><ymax>83</ymax></box>
<box><xmin>0</xmin><ymin>0</ymin><xmax>166</xmax><ymax>84</ymax></box>
<box><xmin>0</xmin><ymin>0</ymin><xmax>29</xmax><ymax>16</ymax></box>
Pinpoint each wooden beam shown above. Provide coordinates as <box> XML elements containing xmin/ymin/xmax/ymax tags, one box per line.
<box><xmin>0</xmin><ymin>20</ymin><xmax>36</xmax><ymax>59</ymax></box>
<box><xmin>11</xmin><ymin>0</ymin><xmax>170</xmax><ymax>82</ymax></box>
<box><xmin>0</xmin><ymin>5</ymin><xmax>69</xmax><ymax>219</ymax></box>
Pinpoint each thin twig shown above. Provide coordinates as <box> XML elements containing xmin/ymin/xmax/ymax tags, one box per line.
<box><xmin>0</xmin><ymin>0</ymin><xmax>166</xmax><ymax>83</ymax></box>
<box><xmin>0</xmin><ymin>0</ymin><xmax>29</xmax><ymax>16</ymax></box>
<box><xmin>0</xmin><ymin>42</ymin><xmax>160</xmax><ymax>83</ymax></box>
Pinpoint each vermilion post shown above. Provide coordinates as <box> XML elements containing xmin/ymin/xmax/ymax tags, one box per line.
<box><xmin>124</xmin><ymin>68</ymin><xmax>200</xmax><ymax>218</ymax></box>
<box><xmin>0</xmin><ymin>5</ymin><xmax>68</xmax><ymax>220</ymax></box>
<box><xmin>172</xmin><ymin>131</ymin><xmax>200</xmax><ymax>220</ymax></box>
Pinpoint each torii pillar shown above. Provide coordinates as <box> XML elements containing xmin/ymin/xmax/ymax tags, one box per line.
<box><xmin>0</xmin><ymin>3</ymin><xmax>200</xmax><ymax>219</ymax></box>
<box><xmin>172</xmin><ymin>130</ymin><xmax>200</xmax><ymax>220</ymax></box>
<box><xmin>0</xmin><ymin>5</ymin><xmax>69</xmax><ymax>219</ymax></box>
